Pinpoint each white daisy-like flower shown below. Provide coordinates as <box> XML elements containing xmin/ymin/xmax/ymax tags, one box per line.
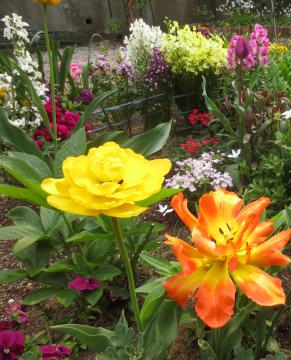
<box><xmin>227</xmin><ymin>149</ymin><xmax>241</xmax><ymax>159</ymax></box>
<box><xmin>157</xmin><ymin>204</ymin><xmax>174</xmax><ymax>216</ymax></box>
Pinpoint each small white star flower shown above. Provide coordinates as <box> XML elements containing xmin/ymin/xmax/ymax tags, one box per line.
<box><xmin>227</xmin><ymin>149</ymin><xmax>241</xmax><ymax>159</ymax></box>
<box><xmin>157</xmin><ymin>204</ymin><xmax>174</xmax><ymax>216</ymax></box>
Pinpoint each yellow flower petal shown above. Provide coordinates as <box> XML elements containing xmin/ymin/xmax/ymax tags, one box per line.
<box><xmin>47</xmin><ymin>195</ymin><xmax>100</xmax><ymax>216</ymax></box>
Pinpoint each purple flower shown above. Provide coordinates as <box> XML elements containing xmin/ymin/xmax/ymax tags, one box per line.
<box><xmin>0</xmin><ymin>330</ymin><xmax>25</xmax><ymax>360</ymax></box>
<box><xmin>144</xmin><ymin>47</ymin><xmax>171</xmax><ymax>90</ymax></box>
<box><xmin>76</xmin><ymin>89</ymin><xmax>93</xmax><ymax>105</ymax></box>
<box><xmin>68</xmin><ymin>276</ymin><xmax>100</xmax><ymax>292</ymax></box>
<box><xmin>40</xmin><ymin>344</ymin><xmax>71</xmax><ymax>360</ymax></box>
<box><xmin>116</xmin><ymin>60</ymin><xmax>134</xmax><ymax>80</ymax></box>
<box><xmin>96</xmin><ymin>54</ymin><xmax>111</xmax><ymax>72</ymax></box>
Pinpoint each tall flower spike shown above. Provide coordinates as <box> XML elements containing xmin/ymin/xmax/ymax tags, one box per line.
<box><xmin>163</xmin><ymin>190</ymin><xmax>291</xmax><ymax>328</ymax></box>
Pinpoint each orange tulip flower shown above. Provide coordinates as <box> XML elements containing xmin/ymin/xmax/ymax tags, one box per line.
<box><xmin>163</xmin><ymin>190</ymin><xmax>291</xmax><ymax>328</ymax></box>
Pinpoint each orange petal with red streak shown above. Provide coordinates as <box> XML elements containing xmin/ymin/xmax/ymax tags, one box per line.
<box><xmin>171</xmin><ymin>193</ymin><xmax>199</xmax><ymax>231</ymax></box>
<box><xmin>163</xmin><ymin>268</ymin><xmax>207</xmax><ymax>307</ymax></box>
<box><xmin>250</xmin><ymin>229</ymin><xmax>291</xmax><ymax>267</ymax></box>
<box><xmin>236</xmin><ymin>197</ymin><xmax>270</xmax><ymax>223</ymax></box>
<box><xmin>195</xmin><ymin>261</ymin><xmax>236</xmax><ymax>328</ymax></box>
<box><xmin>231</xmin><ymin>264</ymin><xmax>286</xmax><ymax>306</ymax></box>
<box><xmin>165</xmin><ymin>235</ymin><xmax>204</xmax><ymax>275</ymax></box>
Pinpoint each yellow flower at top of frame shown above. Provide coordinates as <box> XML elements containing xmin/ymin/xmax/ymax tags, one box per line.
<box><xmin>41</xmin><ymin>142</ymin><xmax>172</xmax><ymax>218</ymax></box>
<box><xmin>34</xmin><ymin>0</ymin><xmax>62</xmax><ymax>5</ymax></box>
<box><xmin>0</xmin><ymin>87</ymin><xmax>7</xmax><ymax>97</ymax></box>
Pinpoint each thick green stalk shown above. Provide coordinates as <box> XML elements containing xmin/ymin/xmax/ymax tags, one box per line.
<box><xmin>42</xmin><ymin>4</ymin><xmax>58</xmax><ymax>154</ymax></box>
<box><xmin>111</xmin><ymin>217</ymin><xmax>143</xmax><ymax>332</ymax></box>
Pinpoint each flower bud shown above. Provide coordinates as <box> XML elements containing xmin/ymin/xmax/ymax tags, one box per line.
<box><xmin>235</xmin><ymin>37</ymin><xmax>250</xmax><ymax>60</ymax></box>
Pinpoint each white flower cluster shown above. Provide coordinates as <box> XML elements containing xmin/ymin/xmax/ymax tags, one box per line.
<box><xmin>0</xmin><ymin>13</ymin><xmax>47</xmax><ymax>129</ymax></box>
<box><xmin>121</xmin><ymin>19</ymin><xmax>164</xmax><ymax>78</ymax></box>
<box><xmin>165</xmin><ymin>152</ymin><xmax>233</xmax><ymax>193</ymax></box>
<box><xmin>217</xmin><ymin>0</ymin><xmax>255</xmax><ymax>15</ymax></box>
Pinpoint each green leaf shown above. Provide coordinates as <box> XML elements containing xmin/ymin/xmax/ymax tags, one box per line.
<box><xmin>87</xmin><ymin>131</ymin><xmax>127</xmax><ymax>150</ymax></box>
<box><xmin>85</xmin><ymin>238</ymin><xmax>113</xmax><ymax>262</ymax></box>
<box><xmin>122</xmin><ymin>122</ymin><xmax>171</xmax><ymax>156</ymax></box>
<box><xmin>13</xmin><ymin>235</ymin><xmax>43</xmax><ymax>255</ymax></box>
<box><xmin>0</xmin><ymin>269</ymin><xmax>28</xmax><ymax>283</ymax></box>
<box><xmin>22</xmin><ymin>287</ymin><xmax>60</xmax><ymax>305</ymax></box>
<box><xmin>0</xmin><ymin>184</ymin><xmax>48</xmax><ymax>207</ymax></box>
<box><xmin>198</xmin><ymin>340</ymin><xmax>217</xmax><ymax>360</ymax></box>
<box><xmin>0</xmin><ymin>225</ymin><xmax>37</xmax><ymax>240</ymax></box>
<box><xmin>72</xmin><ymin>253</ymin><xmax>91</xmax><ymax>272</ymax></box>
<box><xmin>0</xmin><ymin>155</ymin><xmax>45</xmax><ymax>194</ymax></box>
<box><xmin>157</xmin><ymin>300</ymin><xmax>181</xmax><ymax>345</ymax></box>
<box><xmin>50</xmin><ymin>324</ymin><xmax>114</xmax><ymax>352</ymax></box>
<box><xmin>81</xmin><ymin>63</ymin><xmax>90</xmax><ymax>89</ymax></box>
<box><xmin>54</xmin><ymin>127</ymin><xmax>87</xmax><ymax>177</ymax></box>
<box><xmin>77</xmin><ymin>89</ymin><xmax>118</xmax><ymax>131</ymax></box>
<box><xmin>66</xmin><ymin>231</ymin><xmax>96</xmax><ymax>243</ymax></box>
<box><xmin>40</xmin><ymin>207</ymin><xmax>62</xmax><ymax>235</ymax></box>
<box><xmin>140</xmin><ymin>253</ymin><xmax>175</xmax><ymax>275</ymax></box>
<box><xmin>10</xmin><ymin>152</ymin><xmax>52</xmax><ymax>179</ymax></box>
<box><xmin>45</xmin><ymin>259</ymin><xmax>76</xmax><ymax>273</ymax></box>
<box><xmin>234</xmin><ymin>345</ymin><xmax>254</xmax><ymax>360</ymax></box>
<box><xmin>140</xmin><ymin>284</ymin><xmax>166</xmax><ymax>328</ymax></box>
<box><xmin>57</xmin><ymin>289</ymin><xmax>77</xmax><ymax>307</ymax></box>
<box><xmin>59</xmin><ymin>46</ymin><xmax>75</xmax><ymax>94</ymax></box>
<box><xmin>136</xmin><ymin>278</ymin><xmax>166</xmax><ymax>293</ymax></box>
<box><xmin>84</xmin><ymin>287</ymin><xmax>103</xmax><ymax>306</ymax></box>
<box><xmin>138</xmin><ymin>188</ymin><xmax>182</xmax><ymax>207</ymax></box>
<box><xmin>92</xmin><ymin>265</ymin><xmax>121</xmax><ymax>281</ymax></box>
<box><xmin>21</xmin><ymin>352</ymin><xmax>38</xmax><ymax>360</ymax></box>
<box><xmin>9</xmin><ymin>206</ymin><xmax>44</xmax><ymax>232</ymax></box>
<box><xmin>202</xmin><ymin>76</ymin><xmax>237</xmax><ymax>140</ymax></box>
<box><xmin>0</xmin><ymin>108</ymin><xmax>44</xmax><ymax>159</ymax></box>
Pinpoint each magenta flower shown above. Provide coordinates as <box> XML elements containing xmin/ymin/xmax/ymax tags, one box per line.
<box><xmin>40</xmin><ymin>344</ymin><xmax>71</xmax><ymax>360</ymax></box>
<box><xmin>5</xmin><ymin>304</ymin><xmax>30</xmax><ymax>326</ymax></box>
<box><xmin>227</xmin><ymin>24</ymin><xmax>269</xmax><ymax>71</ymax></box>
<box><xmin>68</xmin><ymin>276</ymin><xmax>100</xmax><ymax>292</ymax></box>
<box><xmin>76</xmin><ymin>89</ymin><xmax>93</xmax><ymax>105</ymax></box>
<box><xmin>235</xmin><ymin>37</ymin><xmax>250</xmax><ymax>60</ymax></box>
<box><xmin>0</xmin><ymin>330</ymin><xmax>25</xmax><ymax>360</ymax></box>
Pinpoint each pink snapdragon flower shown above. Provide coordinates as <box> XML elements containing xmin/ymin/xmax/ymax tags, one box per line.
<box><xmin>70</xmin><ymin>62</ymin><xmax>85</xmax><ymax>79</ymax></box>
<box><xmin>40</xmin><ymin>344</ymin><xmax>71</xmax><ymax>360</ymax></box>
<box><xmin>227</xmin><ymin>24</ymin><xmax>269</xmax><ymax>70</ymax></box>
<box><xmin>68</xmin><ymin>276</ymin><xmax>100</xmax><ymax>292</ymax></box>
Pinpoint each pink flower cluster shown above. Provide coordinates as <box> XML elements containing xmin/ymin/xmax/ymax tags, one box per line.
<box><xmin>33</xmin><ymin>99</ymin><xmax>91</xmax><ymax>148</ymax></box>
<box><xmin>40</xmin><ymin>344</ymin><xmax>71</xmax><ymax>360</ymax></box>
<box><xmin>227</xmin><ymin>24</ymin><xmax>269</xmax><ymax>70</ymax></box>
<box><xmin>70</xmin><ymin>62</ymin><xmax>86</xmax><ymax>79</ymax></box>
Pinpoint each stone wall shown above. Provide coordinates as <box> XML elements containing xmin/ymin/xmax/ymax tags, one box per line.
<box><xmin>0</xmin><ymin>0</ymin><xmax>219</xmax><ymax>41</ymax></box>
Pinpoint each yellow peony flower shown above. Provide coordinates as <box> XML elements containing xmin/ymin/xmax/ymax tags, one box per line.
<box><xmin>34</xmin><ymin>0</ymin><xmax>61</xmax><ymax>5</ymax></box>
<box><xmin>41</xmin><ymin>142</ymin><xmax>172</xmax><ymax>218</ymax></box>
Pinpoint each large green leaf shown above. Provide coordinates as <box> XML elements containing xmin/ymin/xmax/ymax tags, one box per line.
<box><xmin>10</xmin><ymin>152</ymin><xmax>52</xmax><ymax>179</ymax></box>
<box><xmin>140</xmin><ymin>253</ymin><xmax>176</xmax><ymax>275</ymax></box>
<box><xmin>0</xmin><ymin>225</ymin><xmax>37</xmax><ymax>240</ymax></box>
<box><xmin>22</xmin><ymin>287</ymin><xmax>60</xmax><ymax>305</ymax></box>
<box><xmin>92</xmin><ymin>265</ymin><xmax>121</xmax><ymax>281</ymax></box>
<box><xmin>59</xmin><ymin>46</ymin><xmax>75</xmax><ymax>94</ymax></box>
<box><xmin>0</xmin><ymin>269</ymin><xmax>28</xmax><ymax>283</ymax></box>
<box><xmin>157</xmin><ymin>300</ymin><xmax>182</xmax><ymax>347</ymax></box>
<box><xmin>0</xmin><ymin>108</ymin><xmax>43</xmax><ymax>159</ymax></box>
<box><xmin>140</xmin><ymin>284</ymin><xmax>166</xmax><ymax>328</ymax></box>
<box><xmin>0</xmin><ymin>184</ymin><xmax>48</xmax><ymax>207</ymax></box>
<box><xmin>54</xmin><ymin>127</ymin><xmax>87</xmax><ymax>177</ymax></box>
<box><xmin>138</xmin><ymin>188</ymin><xmax>182</xmax><ymax>207</ymax></box>
<box><xmin>0</xmin><ymin>155</ymin><xmax>44</xmax><ymax>194</ymax></box>
<box><xmin>0</xmin><ymin>108</ymin><xmax>45</xmax><ymax>159</ymax></box>
<box><xmin>57</xmin><ymin>289</ymin><xmax>77</xmax><ymax>307</ymax></box>
<box><xmin>51</xmin><ymin>324</ymin><xmax>114</xmax><ymax>352</ymax></box>
<box><xmin>13</xmin><ymin>235</ymin><xmax>44</xmax><ymax>256</ymax></box>
<box><xmin>9</xmin><ymin>206</ymin><xmax>44</xmax><ymax>232</ymax></box>
<box><xmin>122</xmin><ymin>122</ymin><xmax>171</xmax><ymax>156</ymax></box>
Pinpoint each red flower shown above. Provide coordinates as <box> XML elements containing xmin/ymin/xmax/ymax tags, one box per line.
<box><xmin>40</xmin><ymin>344</ymin><xmax>71</xmax><ymax>360</ymax></box>
<box><xmin>0</xmin><ymin>330</ymin><xmax>25</xmax><ymax>359</ymax></box>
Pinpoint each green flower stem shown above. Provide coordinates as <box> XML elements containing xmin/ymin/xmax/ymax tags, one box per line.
<box><xmin>111</xmin><ymin>217</ymin><xmax>143</xmax><ymax>332</ymax></box>
<box><xmin>42</xmin><ymin>4</ymin><xmax>58</xmax><ymax>154</ymax></box>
